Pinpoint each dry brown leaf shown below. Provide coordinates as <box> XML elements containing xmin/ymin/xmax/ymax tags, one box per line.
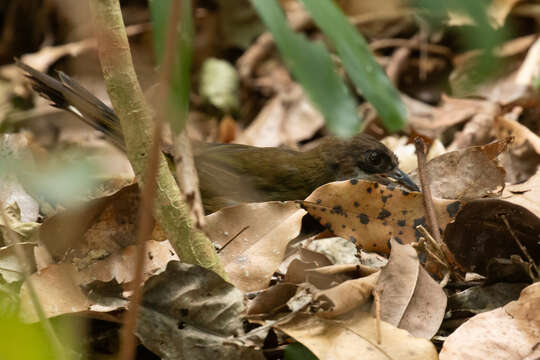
<box><xmin>302</xmin><ymin>180</ymin><xmax>461</xmax><ymax>253</ymax></box>
<box><xmin>235</xmin><ymin>85</ymin><xmax>324</xmax><ymax>147</ymax></box>
<box><xmin>278</xmin><ymin>310</ymin><xmax>438</xmax><ymax>360</ymax></box>
<box><xmin>314</xmin><ymin>271</ymin><xmax>380</xmax><ymax>318</ymax></box>
<box><xmin>495</xmin><ymin>113</ymin><xmax>540</xmax><ymax>155</ymax></box>
<box><xmin>19</xmin><ymin>240</ymin><xmax>177</xmax><ymax>322</ymax></box>
<box><xmin>205</xmin><ymin>201</ymin><xmax>306</xmax><ymax>291</ymax></box>
<box><xmin>39</xmin><ymin>183</ymin><xmax>164</xmax><ymax>265</ymax></box>
<box><xmin>373</xmin><ymin>239</ymin><xmax>447</xmax><ymax>339</ymax></box>
<box><xmin>304</xmin><ymin>263</ymin><xmax>373</xmax><ymax>291</ymax></box>
<box><xmin>440</xmin><ymin>282</ymin><xmax>540</xmax><ymax>360</ymax></box>
<box><xmin>404</xmin><ymin>94</ymin><xmax>500</xmax><ymax>136</ymax></box>
<box><xmin>281</xmin><ymin>248</ymin><xmax>333</xmax><ymax>284</ymax></box>
<box><xmin>417</xmin><ymin>137</ymin><xmax>511</xmax><ymax>200</ymax></box>
<box><xmin>247</xmin><ymin>283</ymin><xmax>298</xmax><ymax>316</ymax></box>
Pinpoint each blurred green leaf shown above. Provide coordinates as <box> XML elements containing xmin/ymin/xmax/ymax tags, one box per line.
<box><xmin>284</xmin><ymin>342</ymin><xmax>319</xmax><ymax>360</ymax></box>
<box><xmin>200</xmin><ymin>58</ymin><xmax>239</xmax><ymax>113</ymax></box>
<box><xmin>0</xmin><ymin>148</ymin><xmax>100</xmax><ymax>207</ymax></box>
<box><xmin>149</xmin><ymin>0</ymin><xmax>194</xmax><ymax>134</ymax></box>
<box><xmin>250</xmin><ymin>0</ymin><xmax>362</xmax><ymax>137</ymax></box>
<box><xmin>414</xmin><ymin>0</ymin><xmax>508</xmax><ymax>95</ymax></box>
<box><xmin>0</xmin><ymin>316</ymin><xmax>56</xmax><ymax>360</ymax></box>
<box><xmin>300</xmin><ymin>0</ymin><xmax>407</xmax><ymax>132</ymax></box>
<box><xmin>217</xmin><ymin>0</ymin><xmax>266</xmax><ymax>49</ymax></box>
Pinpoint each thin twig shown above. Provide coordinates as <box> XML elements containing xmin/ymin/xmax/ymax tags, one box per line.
<box><xmin>414</xmin><ymin>138</ymin><xmax>464</xmax><ymax>280</ymax></box>
<box><xmin>501</xmin><ymin>214</ymin><xmax>539</xmax><ymax>279</ymax></box>
<box><xmin>0</xmin><ymin>205</ymin><xmax>66</xmax><ymax>360</ymax></box>
<box><xmin>217</xmin><ymin>226</ymin><xmax>249</xmax><ymax>254</ymax></box>
<box><xmin>414</xmin><ymin>137</ymin><xmax>443</xmax><ymax>244</ymax></box>
<box><xmin>118</xmin><ymin>1</ymin><xmax>182</xmax><ymax>359</ymax></box>
<box><xmin>372</xmin><ymin>289</ymin><xmax>381</xmax><ymax>345</ymax></box>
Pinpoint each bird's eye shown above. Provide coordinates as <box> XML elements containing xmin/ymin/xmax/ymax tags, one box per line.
<box><xmin>368</xmin><ymin>151</ymin><xmax>383</xmax><ymax>166</ymax></box>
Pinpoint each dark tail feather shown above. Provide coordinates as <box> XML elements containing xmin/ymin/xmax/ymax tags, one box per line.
<box><xmin>15</xmin><ymin>60</ymin><xmax>126</xmax><ymax>150</ymax></box>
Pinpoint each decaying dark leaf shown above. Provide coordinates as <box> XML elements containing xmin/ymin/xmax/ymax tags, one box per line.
<box><xmin>444</xmin><ymin>199</ymin><xmax>540</xmax><ymax>275</ymax></box>
<box><xmin>136</xmin><ymin>260</ymin><xmax>263</xmax><ymax>360</ymax></box>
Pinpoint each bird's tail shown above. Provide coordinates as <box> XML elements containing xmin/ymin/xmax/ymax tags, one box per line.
<box><xmin>16</xmin><ymin>60</ymin><xmax>125</xmax><ymax>150</ymax></box>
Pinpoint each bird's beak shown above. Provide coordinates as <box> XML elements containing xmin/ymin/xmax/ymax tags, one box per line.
<box><xmin>386</xmin><ymin>168</ymin><xmax>420</xmax><ymax>192</ymax></box>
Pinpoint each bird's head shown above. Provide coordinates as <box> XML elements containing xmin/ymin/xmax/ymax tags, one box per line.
<box><xmin>316</xmin><ymin>134</ymin><xmax>419</xmax><ymax>192</ymax></box>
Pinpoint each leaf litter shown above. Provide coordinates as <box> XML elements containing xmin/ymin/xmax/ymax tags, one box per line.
<box><xmin>1</xmin><ymin>0</ymin><xmax>540</xmax><ymax>359</ymax></box>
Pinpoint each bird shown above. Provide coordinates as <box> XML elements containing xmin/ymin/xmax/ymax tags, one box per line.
<box><xmin>16</xmin><ymin>61</ymin><xmax>419</xmax><ymax>213</ymax></box>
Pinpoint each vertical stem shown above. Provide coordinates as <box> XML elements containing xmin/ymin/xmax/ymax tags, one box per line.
<box><xmin>87</xmin><ymin>0</ymin><xmax>225</xmax><ymax>278</ymax></box>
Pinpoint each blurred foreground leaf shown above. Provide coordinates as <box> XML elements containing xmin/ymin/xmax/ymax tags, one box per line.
<box><xmin>0</xmin><ymin>135</ymin><xmax>100</xmax><ymax>206</ymax></box>
<box><xmin>200</xmin><ymin>58</ymin><xmax>239</xmax><ymax>113</ymax></box>
<box><xmin>0</xmin><ymin>317</ymin><xmax>56</xmax><ymax>360</ymax></box>
<box><xmin>251</xmin><ymin>0</ymin><xmax>361</xmax><ymax>137</ymax></box>
<box><xmin>415</xmin><ymin>0</ymin><xmax>508</xmax><ymax>95</ymax></box>
<box><xmin>300</xmin><ymin>0</ymin><xmax>407</xmax><ymax>132</ymax></box>
<box><xmin>150</xmin><ymin>0</ymin><xmax>194</xmax><ymax>133</ymax></box>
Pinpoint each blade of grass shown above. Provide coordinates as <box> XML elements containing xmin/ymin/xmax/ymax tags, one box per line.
<box><xmin>150</xmin><ymin>0</ymin><xmax>193</xmax><ymax>134</ymax></box>
<box><xmin>250</xmin><ymin>0</ymin><xmax>361</xmax><ymax>137</ymax></box>
<box><xmin>300</xmin><ymin>0</ymin><xmax>407</xmax><ymax>132</ymax></box>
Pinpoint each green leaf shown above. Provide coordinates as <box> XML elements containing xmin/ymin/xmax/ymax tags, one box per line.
<box><xmin>250</xmin><ymin>0</ymin><xmax>362</xmax><ymax>137</ymax></box>
<box><xmin>414</xmin><ymin>0</ymin><xmax>507</xmax><ymax>95</ymax></box>
<box><xmin>300</xmin><ymin>0</ymin><xmax>407</xmax><ymax>132</ymax></box>
<box><xmin>149</xmin><ymin>0</ymin><xmax>194</xmax><ymax>134</ymax></box>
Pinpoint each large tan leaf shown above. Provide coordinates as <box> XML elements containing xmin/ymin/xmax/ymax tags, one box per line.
<box><xmin>205</xmin><ymin>201</ymin><xmax>306</xmax><ymax>291</ymax></box>
<box><xmin>374</xmin><ymin>239</ymin><xmax>447</xmax><ymax>339</ymax></box>
<box><xmin>440</xmin><ymin>282</ymin><xmax>540</xmax><ymax>360</ymax></box>
<box><xmin>278</xmin><ymin>310</ymin><xmax>438</xmax><ymax>360</ymax></box>
<box><xmin>303</xmin><ymin>180</ymin><xmax>461</xmax><ymax>253</ymax></box>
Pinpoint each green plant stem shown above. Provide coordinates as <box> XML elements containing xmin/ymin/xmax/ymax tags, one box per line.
<box><xmin>88</xmin><ymin>0</ymin><xmax>226</xmax><ymax>278</ymax></box>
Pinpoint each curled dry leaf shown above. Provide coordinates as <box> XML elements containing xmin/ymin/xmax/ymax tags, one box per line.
<box><xmin>314</xmin><ymin>271</ymin><xmax>379</xmax><ymax>318</ymax></box>
<box><xmin>302</xmin><ymin>180</ymin><xmax>462</xmax><ymax>253</ymax></box>
<box><xmin>247</xmin><ymin>283</ymin><xmax>298</xmax><ymax>316</ymax></box>
<box><xmin>277</xmin><ymin>310</ymin><xmax>438</xmax><ymax>360</ymax></box>
<box><xmin>373</xmin><ymin>239</ymin><xmax>447</xmax><ymax>339</ymax></box>
<box><xmin>495</xmin><ymin>112</ymin><xmax>540</xmax><ymax>155</ymax></box>
<box><xmin>305</xmin><ymin>263</ymin><xmax>376</xmax><ymax>291</ymax></box>
<box><xmin>440</xmin><ymin>282</ymin><xmax>540</xmax><ymax>360</ymax></box>
<box><xmin>444</xmin><ymin>199</ymin><xmax>540</xmax><ymax>275</ymax></box>
<box><xmin>281</xmin><ymin>247</ymin><xmax>333</xmax><ymax>284</ymax></box>
<box><xmin>19</xmin><ymin>240</ymin><xmax>177</xmax><ymax>322</ymax></box>
<box><xmin>205</xmin><ymin>201</ymin><xmax>306</xmax><ymax>292</ymax></box>
<box><xmin>414</xmin><ymin>137</ymin><xmax>512</xmax><ymax>200</ymax></box>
